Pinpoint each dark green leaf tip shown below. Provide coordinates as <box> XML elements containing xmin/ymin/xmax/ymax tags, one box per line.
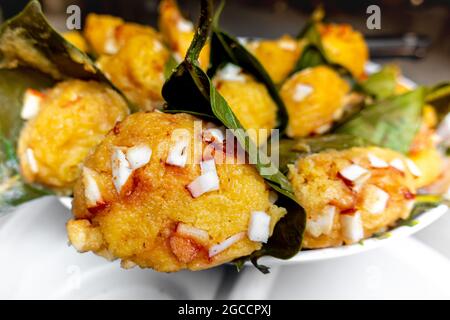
<box><xmin>186</xmin><ymin>0</ymin><xmax>213</xmax><ymax>64</ymax></box>
<box><xmin>0</xmin><ymin>0</ymin><xmax>135</xmax><ymax>111</ymax></box>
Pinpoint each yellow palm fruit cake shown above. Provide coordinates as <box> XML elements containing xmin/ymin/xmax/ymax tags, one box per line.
<box><xmin>18</xmin><ymin>80</ymin><xmax>129</xmax><ymax>193</ymax></box>
<box><xmin>84</xmin><ymin>13</ymin><xmax>160</xmax><ymax>56</ymax></box>
<box><xmin>289</xmin><ymin>147</ymin><xmax>417</xmax><ymax>248</ymax></box>
<box><xmin>246</xmin><ymin>35</ymin><xmax>303</xmax><ymax>84</ymax></box>
<box><xmin>318</xmin><ymin>23</ymin><xmax>369</xmax><ymax>79</ymax></box>
<box><xmin>213</xmin><ymin>64</ymin><xmax>278</xmax><ymax>145</ymax></box>
<box><xmin>158</xmin><ymin>0</ymin><xmax>210</xmax><ymax>70</ymax></box>
<box><xmin>68</xmin><ymin>112</ymin><xmax>286</xmax><ymax>272</ymax></box>
<box><xmin>280</xmin><ymin>65</ymin><xmax>350</xmax><ymax>138</ymax></box>
<box><xmin>97</xmin><ymin>34</ymin><xmax>170</xmax><ymax>111</ymax></box>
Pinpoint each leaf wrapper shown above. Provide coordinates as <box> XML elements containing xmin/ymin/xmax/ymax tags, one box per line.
<box><xmin>208</xmin><ymin>4</ymin><xmax>288</xmax><ymax>132</ymax></box>
<box><xmin>0</xmin><ymin>1</ymin><xmax>134</xmax><ymax>212</ymax></box>
<box><xmin>397</xmin><ymin>195</ymin><xmax>449</xmax><ymax>227</ymax></box>
<box><xmin>163</xmin><ymin>0</ymin><xmax>295</xmax><ymax>199</ymax></box>
<box><xmin>0</xmin><ymin>0</ymin><xmax>134</xmax><ymax>110</ymax></box>
<box><xmin>162</xmin><ymin>0</ymin><xmax>305</xmax><ymax>271</ymax></box>
<box><xmin>0</xmin><ymin>68</ymin><xmax>54</xmax><ymax>214</ymax></box>
<box><xmin>358</xmin><ymin>65</ymin><xmax>398</xmax><ymax>101</ymax></box>
<box><xmin>292</xmin><ymin>8</ymin><xmax>353</xmax><ymax>79</ymax></box>
<box><xmin>336</xmin><ymin>88</ymin><xmax>426</xmax><ymax>154</ymax></box>
<box><xmin>426</xmin><ymin>82</ymin><xmax>450</xmax><ymax>121</ymax></box>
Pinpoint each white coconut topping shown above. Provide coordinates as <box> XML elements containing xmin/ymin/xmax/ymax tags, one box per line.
<box><xmin>293</xmin><ymin>84</ymin><xmax>313</xmax><ymax>102</ymax></box>
<box><xmin>278</xmin><ymin>40</ymin><xmax>297</xmax><ymax>51</ymax></box>
<box><xmin>200</xmin><ymin>159</ymin><xmax>217</xmax><ymax>174</ymax></box>
<box><xmin>215</xmin><ymin>63</ymin><xmax>246</xmax><ymax>82</ymax></box>
<box><xmin>126</xmin><ymin>144</ymin><xmax>152</xmax><ymax>170</ymax></box>
<box><xmin>340</xmin><ymin>211</ymin><xmax>364</xmax><ymax>244</ymax></box>
<box><xmin>248</xmin><ymin>211</ymin><xmax>271</xmax><ymax>243</ymax></box>
<box><xmin>187</xmin><ymin>171</ymin><xmax>220</xmax><ymax>198</ymax></box>
<box><xmin>209</xmin><ymin>232</ymin><xmax>246</xmax><ymax>257</ymax></box>
<box><xmin>177</xmin><ymin>19</ymin><xmax>194</xmax><ymax>32</ymax></box>
<box><xmin>437</xmin><ymin>113</ymin><xmax>450</xmax><ymax>144</ymax></box>
<box><xmin>82</xmin><ymin>167</ymin><xmax>103</xmax><ymax>207</ymax></box>
<box><xmin>67</xmin><ymin>222</ymin><xmax>89</xmax><ymax>252</ymax></box>
<box><xmin>121</xmin><ymin>260</ymin><xmax>137</xmax><ymax>269</ymax></box>
<box><xmin>111</xmin><ymin>147</ymin><xmax>133</xmax><ymax>193</ymax></box>
<box><xmin>314</xmin><ymin>123</ymin><xmax>332</xmax><ymax>134</ymax></box>
<box><xmin>269</xmin><ymin>191</ymin><xmax>278</xmax><ymax>204</ymax></box>
<box><xmin>166</xmin><ymin>138</ymin><xmax>189</xmax><ymax>167</ymax></box>
<box><xmin>306</xmin><ymin>205</ymin><xmax>336</xmax><ymax>238</ymax></box>
<box><xmin>352</xmin><ymin>170</ymin><xmax>372</xmax><ymax>193</ymax></box>
<box><xmin>390</xmin><ymin>158</ymin><xmax>405</xmax><ymax>172</ymax></box>
<box><xmin>25</xmin><ymin>148</ymin><xmax>39</xmax><ymax>173</ymax></box>
<box><xmin>21</xmin><ymin>89</ymin><xmax>43</xmax><ymax>120</ymax></box>
<box><xmin>153</xmin><ymin>40</ymin><xmax>163</xmax><ymax>52</ymax></box>
<box><xmin>339</xmin><ymin>164</ymin><xmax>370</xmax><ymax>182</ymax></box>
<box><xmin>405</xmin><ymin>159</ymin><xmax>422</xmax><ymax>177</ymax></box>
<box><xmin>362</xmin><ymin>185</ymin><xmax>390</xmax><ymax>214</ymax></box>
<box><xmin>333</xmin><ymin>107</ymin><xmax>345</xmax><ymax>120</ymax></box>
<box><xmin>432</xmin><ymin>133</ymin><xmax>442</xmax><ymax>145</ymax></box>
<box><xmin>406</xmin><ymin>199</ymin><xmax>415</xmax><ymax>212</ymax></box>
<box><xmin>237</xmin><ymin>37</ymin><xmax>249</xmax><ymax>46</ymax></box>
<box><xmin>104</xmin><ymin>37</ymin><xmax>118</xmax><ymax>55</ymax></box>
<box><xmin>368</xmin><ymin>153</ymin><xmax>389</xmax><ymax>168</ymax></box>
<box><xmin>444</xmin><ymin>188</ymin><xmax>450</xmax><ymax>201</ymax></box>
<box><xmin>176</xmin><ymin>223</ymin><xmax>210</xmax><ymax>244</ymax></box>
<box><xmin>203</xmin><ymin>128</ymin><xmax>225</xmax><ymax>143</ymax></box>
<box><xmin>173</xmin><ymin>52</ymin><xmax>183</xmax><ymax>63</ymax></box>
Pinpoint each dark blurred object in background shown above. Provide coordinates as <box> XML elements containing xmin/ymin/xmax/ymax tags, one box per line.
<box><xmin>0</xmin><ymin>0</ymin><xmax>448</xmax><ymax>84</ymax></box>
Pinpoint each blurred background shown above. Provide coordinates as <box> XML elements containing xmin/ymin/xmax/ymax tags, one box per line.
<box><xmin>0</xmin><ymin>0</ymin><xmax>449</xmax><ymax>83</ymax></box>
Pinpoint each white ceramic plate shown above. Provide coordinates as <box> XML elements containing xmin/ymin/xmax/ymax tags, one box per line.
<box><xmin>0</xmin><ymin>198</ymin><xmax>224</xmax><ymax>299</ymax></box>
<box><xmin>2</xmin><ymin>198</ymin><xmax>448</xmax><ymax>299</ymax></box>
<box><xmin>58</xmin><ymin>62</ymin><xmax>448</xmax><ymax>265</ymax></box>
<box><xmin>58</xmin><ymin>196</ymin><xmax>448</xmax><ymax>264</ymax></box>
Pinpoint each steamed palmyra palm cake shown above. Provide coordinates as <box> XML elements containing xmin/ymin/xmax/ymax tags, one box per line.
<box><xmin>84</xmin><ymin>13</ymin><xmax>170</xmax><ymax>110</ymax></box>
<box><xmin>246</xmin><ymin>35</ymin><xmax>303</xmax><ymax>84</ymax></box>
<box><xmin>281</xmin><ymin>66</ymin><xmax>350</xmax><ymax>138</ymax></box>
<box><xmin>84</xmin><ymin>13</ymin><xmax>161</xmax><ymax>56</ymax></box>
<box><xmin>18</xmin><ymin>80</ymin><xmax>129</xmax><ymax>193</ymax></box>
<box><xmin>213</xmin><ymin>64</ymin><xmax>278</xmax><ymax>144</ymax></box>
<box><xmin>68</xmin><ymin>112</ymin><xmax>286</xmax><ymax>272</ymax></box>
<box><xmin>289</xmin><ymin>147</ymin><xmax>418</xmax><ymax>248</ymax></box>
<box><xmin>97</xmin><ymin>34</ymin><xmax>170</xmax><ymax>110</ymax></box>
<box><xmin>318</xmin><ymin>23</ymin><xmax>369</xmax><ymax>79</ymax></box>
<box><xmin>158</xmin><ymin>0</ymin><xmax>210</xmax><ymax>70</ymax></box>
